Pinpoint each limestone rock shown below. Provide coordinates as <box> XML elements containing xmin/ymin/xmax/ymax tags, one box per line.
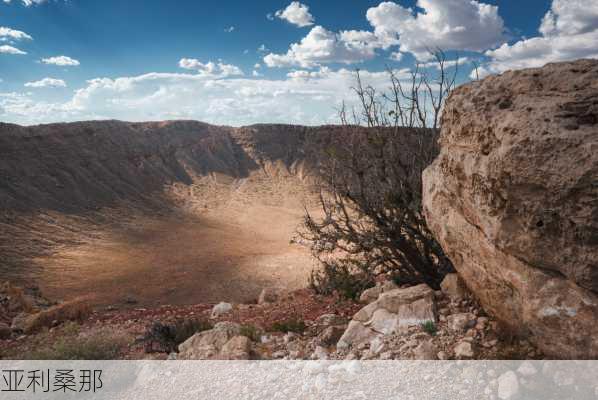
<box><xmin>397</xmin><ymin>297</ymin><xmax>436</xmax><ymax>331</ymax></box>
<box><xmin>337</xmin><ymin>320</ymin><xmax>378</xmax><ymax>349</ymax></box>
<box><xmin>178</xmin><ymin>321</ymin><xmax>242</xmax><ymax>359</ymax></box>
<box><xmin>352</xmin><ymin>302</ymin><xmax>379</xmax><ymax>323</ymax></box>
<box><xmin>258</xmin><ymin>288</ymin><xmax>280</xmax><ymax>305</ymax></box>
<box><xmin>219</xmin><ymin>335</ymin><xmax>252</xmax><ymax>360</ymax></box>
<box><xmin>377</xmin><ymin>284</ymin><xmax>435</xmax><ymax>314</ymax></box>
<box><xmin>422</xmin><ymin>59</ymin><xmax>598</xmax><ymax>358</ymax></box>
<box><xmin>454</xmin><ymin>341</ymin><xmax>475</xmax><ymax>359</ymax></box>
<box><xmin>359</xmin><ymin>281</ymin><xmax>399</xmax><ymax>304</ymax></box>
<box><xmin>210</xmin><ymin>302</ymin><xmax>232</xmax><ymax>318</ymax></box>
<box><xmin>359</xmin><ymin>286</ymin><xmax>383</xmax><ymax>304</ymax></box>
<box><xmin>440</xmin><ymin>273</ymin><xmax>468</xmax><ymax>300</ymax></box>
<box><xmin>365</xmin><ymin>309</ymin><xmax>398</xmax><ymax>335</ymax></box>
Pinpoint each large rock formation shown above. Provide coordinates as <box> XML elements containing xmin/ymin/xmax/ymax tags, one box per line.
<box><xmin>423</xmin><ymin>59</ymin><xmax>598</xmax><ymax>358</ymax></box>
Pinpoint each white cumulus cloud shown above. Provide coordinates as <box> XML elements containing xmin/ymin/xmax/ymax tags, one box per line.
<box><xmin>480</xmin><ymin>0</ymin><xmax>598</xmax><ymax>76</ymax></box>
<box><xmin>274</xmin><ymin>2</ymin><xmax>315</xmax><ymax>27</ymax></box>
<box><xmin>0</xmin><ymin>44</ymin><xmax>27</xmax><ymax>54</ymax></box>
<box><xmin>41</xmin><ymin>55</ymin><xmax>81</xmax><ymax>66</ymax></box>
<box><xmin>1</xmin><ymin>67</ymin><xmax>413</xmax><ymax>126</ymax></box>
<box><xmin>0</xmin><ymin>26</ymin><xmax>33</xmax><ymax>41</ymax></box>
<box><xmin>178</xmin><ymin>59</ymin><xmax>244</xmax><ymax>77</ymax></box>
<box><xmin>366</xmin><ymin>0</ymin><xmax>505</xmax><ymax>60</ymax></box>
<box><xmin>24</xmin><ymin>77</ymin><xmax>67</xmax><ymax>88</ymax></box>
<box><xmin>264</xmin><ymin>26</ymin><xmax>378</xmax><ymax>68</ymax></box>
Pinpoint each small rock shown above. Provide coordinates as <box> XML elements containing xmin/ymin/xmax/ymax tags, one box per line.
<box><xmin>258</xmin><ymin>288</ymin><xmax>280</xmax><ymax>305</ymax></box>
<box><xmin>447</xmin><ymin>313</ymin><xmax>475</xmax><ymax>333</ymax></box>
<box><xmin>454</xmin><ymin>341</ymin><xmax>475</xmax><ymax>359</ymax></box>
<box><xmin>497</xmin><ymin>371</ymin><xmax>519</xmax><ymax>400</ymax></box>
<box><xmin>482</xmin><ymin>339</ymin><xmax>498</xmax><ymax>348</ymax></box>
<box><xmin>210</xmin><ymin>302</ymin><xmax>232</xmax><ymax>318</ymax></box>
<box><xmin>437</xmin><ymin>351</ymin><xmax>448</xmax><ymax>360</ymax></box>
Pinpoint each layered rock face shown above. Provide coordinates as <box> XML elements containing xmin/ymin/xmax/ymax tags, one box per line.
<box><xmin>423</xmin><ymin>59</ymin><xmax>598</xmax><ymax>358</ymax></box>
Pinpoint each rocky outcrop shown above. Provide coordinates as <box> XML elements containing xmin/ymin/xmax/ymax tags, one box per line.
<box><xmin>337</xmin><ymin>284</ymin><xmax>437</xmax><ymax>349</ymax></box>
<box><xmin>177</xmin><ymin>322</ymin><xmax>252</xmax><ymax>360</ymax></box>
<box><xmin>422</xmin><ymin>59</ymin><xmax>598</xmax><ymax>358</ymax></box>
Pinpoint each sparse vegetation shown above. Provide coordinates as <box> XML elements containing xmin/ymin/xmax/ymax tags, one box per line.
<box><xmin>269</xmin><ymin>318</ymin><xmax>307</xmax><ymax>334</ymax></box>
<box><xmin>302</xmin><ymin>50</ymin><xmax>457</xmax><ymax>298</ymax></box>
<box><xmin>22</xmin><ymin>328</ymin><xmax>131</xmax><ymax>360</ymax></box>
<box><xmin>421</xmin><ymin>320</ymin><xmax>438</xmax><ymax>336</ymax></box>
<box><xmin>239</xmin><ymin>324</ymin><xmax>262</xmax><ymax>342</ymax></box>
<box><xmin>142</xmin><ymin>319</ymin><xmax>213</xmax><ymax>353</ymax></box>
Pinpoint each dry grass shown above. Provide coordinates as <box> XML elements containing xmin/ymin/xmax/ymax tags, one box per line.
<box><xmin>21</xmin><ymin>297</ymin><xmax>92</xmax><ymax>334</ymax></box>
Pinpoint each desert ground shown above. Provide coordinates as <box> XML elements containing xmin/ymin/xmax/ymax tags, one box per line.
<box><xmin>30</xmin><ymin>175</ymin><xmax>317</xmax><ymax>307</ymax></box>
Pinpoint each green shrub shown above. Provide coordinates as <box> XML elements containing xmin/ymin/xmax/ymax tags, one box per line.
<box><xmin>309</xmin><ymin>264</ymin><xmax>372</xmax><ymax>300</ymax></box>
<box><xmin>142</xmin><ymin>319</ymin><xmax>212</xmax><ymax>353</ymax></box>
<box><xmin>420</xmin><ymin>320</ymin><xmax>437</xmax><ymax>336</ymax></box>
<box><xmin>239</xmin><ymin>325</ymin><xmax>261</xmax><ymax>342</ymax></box>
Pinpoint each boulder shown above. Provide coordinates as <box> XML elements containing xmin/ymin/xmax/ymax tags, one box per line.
<box><xmin>219</xmin><ymin>335</ymin><xmax>252</xmax><ymax>360</ymax></box>
<box><xmin>377</xmin><ymin>284</ymin><xmax>435</xmax><ymax>314</ymax></box>
<box><xmin>336</xmin><ymin>320</ymin><xmax>378</xmax><ymax>349</ymax></box>
<box><xmin>178</xmin><ymin>321</ymin><xmax>242</xmax><ymax>359</ymax></box>
<box><xmin>397</xmin><ymin>297</ymin><xmax>436</xmax><ymax>331</ymax></box>
<box><xmin>359</xmin><ymin>286</ymin><xmax>382</xmax><ymax>304</ymax></box>
<box><xmin>422</xmin><ymin>59</ymin><xmax>598</xmax><ymax>358</ymax></box>
<box><xmin>338</xmin><ymin>284</ymin><xmax>437</xmax><ymax>348</ymax></box>
<box><xmin>365</xmin><ymin>309</ymin><xmax>398</xmax><ymax>335</ymax></box>
<box><xmin>440</xmin><ymin>273</ymin><xmax>468</xmax><ymax>300</ymax></box>
<box><xmin>359</xmin><ymin>280</ymin><xmax>399</xmax><ymax>304</ymax></box>
<box><xmin>352</xmin><ymin>302</ymin><xmax>379</xmax><ymax>323</ymax></box>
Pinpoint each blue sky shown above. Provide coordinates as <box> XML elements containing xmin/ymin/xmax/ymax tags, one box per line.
<box><xmin>1</xmin><ymin>0</ymin><xmax>596</xmax><ymax>126</ymax></box>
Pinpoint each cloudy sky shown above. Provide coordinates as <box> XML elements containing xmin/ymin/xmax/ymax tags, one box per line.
<box><xmin>1</xmin><ymin>0</ymin><xmax>597</xmax><ymax>126</ymax></box>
